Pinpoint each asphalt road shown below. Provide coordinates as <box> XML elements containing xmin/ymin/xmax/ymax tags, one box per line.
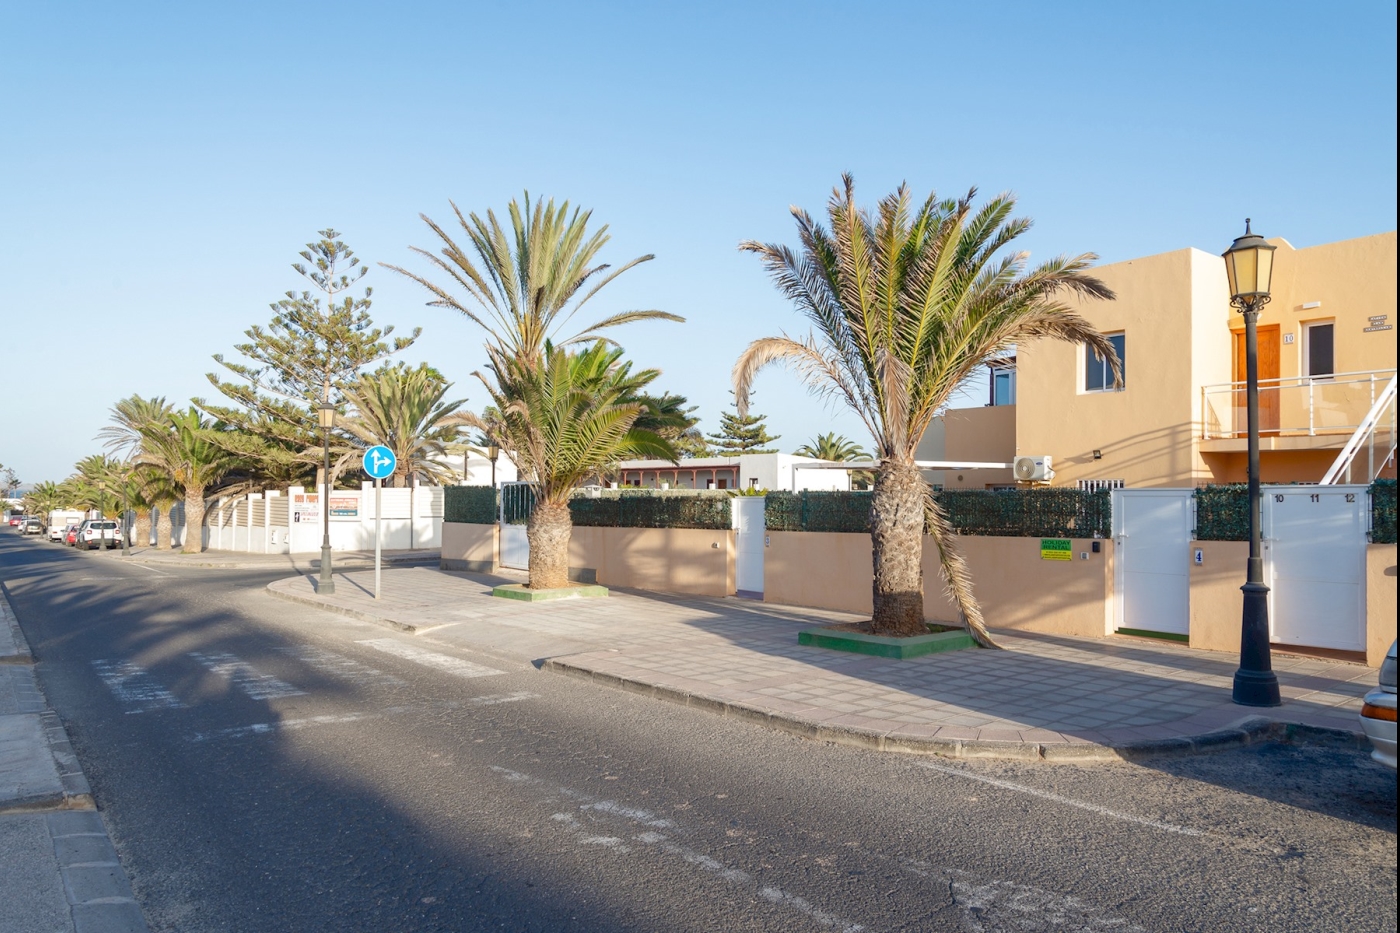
<box><xmin>2</xmin><ymin>531</ymin><xmax>1396</xmax><ymax>933</ymax></box>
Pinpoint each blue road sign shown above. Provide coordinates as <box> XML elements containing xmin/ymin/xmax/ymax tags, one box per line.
<box><xmin>363</xmin><ymin>445</ymin><xmax>397</xmax><ymax>480</ymax></box>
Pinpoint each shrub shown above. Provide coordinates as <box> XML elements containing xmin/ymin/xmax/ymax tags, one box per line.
<box><xmin>568</xmin><ymin>489</ymin><xmax>731</xmax><ymax>530</ymax></box>
<box><xmin>1372</xmin><ymin>479</ymin><xmax>1397</xmax><ymax>544</ymax></box>
<box><xmin>444</xmin><ymin>485</ymin><xmax>498</xmax><ymax>524</ymax></box>
<box><xmin>764</xmin><ymin>487</ymin><xmax>1111</xmax><ymax>538</ymax></box>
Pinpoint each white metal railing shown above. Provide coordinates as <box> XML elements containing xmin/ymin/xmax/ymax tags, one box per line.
<box><xmin>1201</xmin><ymin>368</ymin><xmax>1397</xmax><ymax>440</ymax></box>
<box><xmin>1320</xmin><ymin>374</ymin><xmax>1397</xmax><ymax>484</ymax></box>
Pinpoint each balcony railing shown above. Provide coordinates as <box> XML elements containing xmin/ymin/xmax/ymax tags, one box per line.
<box><xmin>1201</xmin><ymin>368</ymin><xmax>1397</xmax><ymax>440</ymax></box>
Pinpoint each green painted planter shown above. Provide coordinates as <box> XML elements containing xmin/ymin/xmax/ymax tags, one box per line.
<box><xmin>491</xmin><ymin>583</ymin><xmax>609</xmax><ymax>601</ymax></box>
<box><xmin>797</xmin><ymin>626</ymin><xmax>976</xmax><ymax>659</ymax></box>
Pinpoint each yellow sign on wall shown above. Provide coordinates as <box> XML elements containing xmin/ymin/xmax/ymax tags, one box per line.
<box><xmin>1040</xmin><ymin>538</ymin><xmax>1072</xmax><ymax>560</ymax></box>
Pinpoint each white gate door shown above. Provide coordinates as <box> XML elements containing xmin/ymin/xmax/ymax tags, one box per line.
<box><xmin>733</xmin><ymin>497</ymin><xmax>765</xmax><ymax>597</ymax></box>
<box><xmin>499</xmin><ymin>482</ymin><xmax>533</xmax><ymax>571</ymax></box>
<box><xmin>1265</xmin><ymin>485</ymin><xmax>1367</xmax><ymax>651</ymax></box>
<box><xmin>1112</xmin><ymin>489</ymin><xmax>1192</xmax><ymax>637</ymax></box>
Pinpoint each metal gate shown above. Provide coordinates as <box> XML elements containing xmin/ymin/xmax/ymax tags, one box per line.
<box><xmin>1264</xmin><ymin>485</ymin><xmax>1368</xmax><ymax>652</ymax></box>
<box><xmin>732</xmin><ymin>497</ymin><xmax>765</xmax><ymax>597</ymax></box>
<box><xmin>1112</xmin><ymin>489</ymin><xmax>1193</xmax><ymax>637</ymax></box>
<box><xmin>499</xmin><ymin>482</ymin><xmax>535</xmax><ymax>571</ymax></box>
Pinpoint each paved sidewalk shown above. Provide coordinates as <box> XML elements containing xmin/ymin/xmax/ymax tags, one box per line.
<box><xmin>1</xmin><ymin>587</ymin><xmax>150</xmax><ymax>933</ymax></box>
<box><xmin>80</xmin><ymin>544</ymin><xmax>440</xmax><ymax>572</ymax></box>
<box><xmin>268</xmin><ymin>566</ymin><xmax>1376</xmax><ymax>762</ymax></box>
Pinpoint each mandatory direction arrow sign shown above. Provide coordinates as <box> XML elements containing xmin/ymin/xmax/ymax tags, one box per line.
<box><xmin>362</xmin><ymin>445</ymin><xmax>397</xmax><ymax>480</ymax></box>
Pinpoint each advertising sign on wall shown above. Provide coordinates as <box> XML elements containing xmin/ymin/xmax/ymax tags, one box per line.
<box><xmin>1039</xmin><ymin>538</ymin><xmax>1072</xmax><ymax>561</ymax></box>
<box><xmin>291</xmin><ymin>493</ymin><xmax>319</xmax><ymax>523</ymax></box>
<box><xmin>329</xmin><ymin>495</ymin><xmax>360</xmax><ymax>519</ymax></box>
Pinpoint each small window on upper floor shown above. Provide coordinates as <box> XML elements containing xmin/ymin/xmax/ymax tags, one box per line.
<box><xmin>1305</xmin><ymin>321</ymin><xmax>1334</xmax><ymax>379</ymax></box>
<box><xmin>1085</xmin><ymin>333</ymin><xmax>1125</xmax><ymax>392</ymax></box>
<box><xmin>990</xmin><ymin>366</ymin><xmax>1016</xmax><ymax>406</ymax></box>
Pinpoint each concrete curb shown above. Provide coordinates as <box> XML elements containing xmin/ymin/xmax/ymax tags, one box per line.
<box><xmin>108</xmin><ymin>554</ymin><xmax>441</xmax><ymax>572</ymax></box>
<box><xmin>542</xmin><ymin>658</ymin><xmax>1366</xmax><ymax>763</ymax></box>
<box><xmin>265</xmin><ymin>584</ymin><xmax>421</xmax><ymax>634</ymax></box>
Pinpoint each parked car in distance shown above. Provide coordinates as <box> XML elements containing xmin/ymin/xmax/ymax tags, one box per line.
<box><xmin>64</xmin><ymin>523</ymin><xmax>82</xmax><ymax>546</ymax></box>
<box><xmin>48</xmin><ymin>509</ymin><xmax>86</xmax><ymax>541</ymax></box>
<box><xmin>9</xmin><ymin>515</ymin><xmax>25</xmax><ymax>527</ymax></box>
<box><xmin>20</xmin><ymin>518</ymin><xmax>44</xmax><ymax>535</ymax></box>
<box><xmin>75</xmin><ymin>520</ymin><xmax>124</xmax><ymax>550</ymax></box>
<box><xmin>1359</xmin><ymin>640</ymin><xmax>1397</xmax><ymax>770</ymax></box>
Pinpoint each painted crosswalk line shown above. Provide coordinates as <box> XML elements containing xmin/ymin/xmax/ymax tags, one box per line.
<box><xmin>189</xmin><ymin>651</ymin><xmax>306</xmax><ymax>700</ymax></box>
<box><xmin>356</xmin><ymin>639</ymin><xmax>504</xmax><ymax>679</ymax></box>
<box><xmin>273</xmin><ymin>644</ymin><xmax>406</xmax><ymax>688</ymax></box>
<box><xmin>91</xmin><ymin>660</ymin><xmax>185</xmax><ymax>713</ymax></box>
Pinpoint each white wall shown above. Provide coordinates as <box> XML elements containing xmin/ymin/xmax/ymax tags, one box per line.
<box><xmin>207</xmin><ymin>483</ymin><xmax>446</xmax><ymax>554</ymax></box>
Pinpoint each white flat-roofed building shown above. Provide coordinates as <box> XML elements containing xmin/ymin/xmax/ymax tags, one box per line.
<box><xmin>616</xmin><ymin>453</ymin><xmax>852</xmax><ymax>492</ymax></box>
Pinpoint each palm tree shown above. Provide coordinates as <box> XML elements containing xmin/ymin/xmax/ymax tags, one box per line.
<box><xmin>333</xmin><ymin>363</ymin><xmax>471</xmax><ymax>487</ymax></box>
<box><xmin>98</xmin><ymin>394</ymin><xmax>174</xmax><ymax>546</ymax></box>
<box><xmin>383</xmin><ymin>192</ymin><xmax>684</xmax><ymax>360</ymax></box>
<box><xmin>735</xmin><ymin>176</ymin><xmax>1119</xmax><ymax>645</ymax></box>
<box><xmin>794</xmin><ymin>432</ymin><xmax>870</xmax><ymax>462</ymax></box>
<box><xmin>137</xmin><ymin>408</ymin><xmax>242</xmax><ymax>554</ymax></box>
<box><xmin>467</xmin><ymin>341</ymin><xmax>676</xmax><ymax>589</ymax></box>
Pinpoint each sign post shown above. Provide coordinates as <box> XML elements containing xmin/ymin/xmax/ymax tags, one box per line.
<box><xmin>362</xmin><ymin>446</ymin><xmax>397</xmax><ymax>599</ymax></box>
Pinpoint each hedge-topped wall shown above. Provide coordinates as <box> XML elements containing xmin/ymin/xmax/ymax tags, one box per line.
<box><xmin>1192</xmin><ymin>481</ymin><xmax>1397</xmax><ymax>542</ymax></box>
<box><xmin>569</xmin><ymin>489</ymin><xmax>731</xmax><ymax>530</ymax></box>
<box><xmin>1372</xmin><ymin>479</ymin><xmax>1397</xmax><ymax>544</ymax></box>
<box><xmin>444</xmin><ymin>486</ymin><xmax>498</xmax><ymax>525</ymax></box>
<box><xmin>765</xmin><ymin>488</ymin><xmax>1112</xmax><ymax>539</ymax></box>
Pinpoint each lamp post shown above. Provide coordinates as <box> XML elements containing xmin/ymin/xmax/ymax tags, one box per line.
<box><xmin>488</xmin><ymin>444</ymin><xmax>500</xmax><ymax>488</ymax></box>
<box><xmin>121</xmin><ymin>468</ymin><xmax>130</xmax><ymax>557</ymax></box>
<box><xmin>318</xmin><ymin>400</ymin><xmax>336</xmax><ymax>595</ymax></box>
<box><xmin>98</xmin><ymin>480</ymin><xmax>107</xmax><ymax>551</ymax></box>
<box><xmin>1222</xmin><ymin>219</ymin><xmax>1281</xmax><ymax>707</ymax></box>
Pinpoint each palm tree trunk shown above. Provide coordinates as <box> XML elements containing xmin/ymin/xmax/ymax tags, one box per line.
<box><xmin>134</xmin><ymin>510</ymin><xmax>151</xmax><ymax>549</ymax></box>
<box><xmin>869</xmin><ymin>459</ymin><xmax>928</xmax><ymax>637</ymax></box>
<box><xmin>182</xmin><ymin>486</ymin><xmax>206</xmax><ymax>554</ymax></box>
<box><xmin>156</xmin><ymin>508</ymin><xmax>172</xmax><ymax>550</ymax></box>
<box><xmin>924</xmin><ymin>495</ymin><xmax>1000</xmax><ymax>649</ymax></box>
<box><xmin>526</xmin><ymin>501</ymin><xmax>571</xmax><ymax>589</ymax></box>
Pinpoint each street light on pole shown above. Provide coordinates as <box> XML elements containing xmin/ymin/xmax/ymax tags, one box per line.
<box><xmin>318</xmin><ymin>400</ymin><xmax>336</xmax><ymax>595</ymax></box>
<box><xmin>488</xmin><ymin>444</ymin><xmax>500</xmax><ymax>488</ymax></box>
<box><xmin>1222</xmin><ymin>219</ymin><xmax>1281</xmax><ymax>708</ymax></box>
<box><xmin>121</xmin><ymin>466</ymin><xmax>130</xmax><ymax>557</ymax></box>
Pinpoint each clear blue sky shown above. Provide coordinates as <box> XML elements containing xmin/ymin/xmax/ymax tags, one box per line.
<box><xmin>2</xmin><ymin>1</ymin><xmax>1395</xmax><ymax>486</ymax></box>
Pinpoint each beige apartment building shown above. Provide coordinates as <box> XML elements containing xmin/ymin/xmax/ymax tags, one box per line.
<box><xmin>924</xmin><ymin>230</ymin><xmax>1396</xmax><ymax>488</ymax></box>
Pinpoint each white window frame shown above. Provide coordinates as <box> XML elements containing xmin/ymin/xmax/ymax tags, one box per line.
<box><xmin>1303</xmin><ymin>320</ymin><xmax>1335</xmax><ymax>381</ymax></box>
<box><xmin>1083</xmin><ymin>332</ymin><xmax>1125</xmax><ymax>393</ymax></box>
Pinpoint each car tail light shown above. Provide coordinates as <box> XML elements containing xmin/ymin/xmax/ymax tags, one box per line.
<box><xmin>1361</xmin><ymin>703</ymin><xmax>1398</xmax><ymax>722</ymax></box>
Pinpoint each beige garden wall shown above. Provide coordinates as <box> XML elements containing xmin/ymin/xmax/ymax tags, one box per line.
<box><xmin>1187</xmin><ymin>540</ymin><xmax>1248</xmax><ymax>653</ymax></box>
<box><xmin>764</xmin><ymin>531</ymin><xmax>1114</xmax><ymax>638</ymax></box>
<box><xmin>569</xmin><ymin>526</ymin><xmax>734</xmax><ymax>597</ymax></box>
<box><xmin>441</xmin><ymin>522</ymin><xmax>498</xmax><ymax>572</ymax></box>
<box><xmin>1367</xmin><ymin>543</ymin><xmax>1397</xmax><ymax>667</ymax></box>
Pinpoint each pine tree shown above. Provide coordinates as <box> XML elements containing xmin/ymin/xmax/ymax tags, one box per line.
<box><xmin>199</xmin><ymin>230</ymin><xmax>420</xmax><ymax>485</ymax></box>
<box><xmin>705</xmin><ymin>396</ymin><xmax>779</xmax><ymax>454</ymax></box>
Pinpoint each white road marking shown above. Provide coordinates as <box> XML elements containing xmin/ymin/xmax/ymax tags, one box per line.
<box><xmin>190</xmin><ymin>712</ymin><xmax>376</xmax><ymax>743</ymax></box>
<box><xmin>130</xmin><ymin>563</ymin><xmax>173</xmax><ymax>576</ymax></box>
<box><xmin>189</xmin><ymin>652</ymin><xmax>306</xmax><ymax>700</ymax></box>
<box><xmin>918</xmin><ymin>761</ymin><xmax>1203</xmax><ymax>836</ymax></box>
<box><xmin>91</xmin><ymin>660</ymin><xmax>185</xmax><ymax>713</ymax></box>
<box><xmin>274</xmin><ymin>645</ymin><xmax>406</xmax><ymax>687</ymax></box>
<box><xmin>464</xmin><ymin>691</ymin><xmax>537</xmax><ymax>707</ymax></box>
<box><xmin>356</xmin><ymin>639</ymin><xmax>504</xmax><ymax>679</ymax></box>
<box><xmin>491</xmin><ymin>765</ymin><xmax>865</xmax><ymax>933</ymax></box>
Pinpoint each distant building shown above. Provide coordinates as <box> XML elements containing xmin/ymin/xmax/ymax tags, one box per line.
<box><xmin>615</xmin><ymin>453</ymin><xmax>851</xmax><ymax>492</ymax></box>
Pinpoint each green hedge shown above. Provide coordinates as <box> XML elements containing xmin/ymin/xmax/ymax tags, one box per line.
<box><xmin>1372</xmin><ymin>479</ymin><xmax>1397</xmax><ymax>544</ymax></box>
<box><xmin>444</xmin><ymin>485</ymin><xmax>498</xmax><ymax>524</ymax></box>
<box><xmin>1192</xmin><ymin>485</ymin><xmax>1248</xmax><ymax>541</ymax></box>
<box><xmin>568</xmin><ymin>489</ymin><xmax>732</xmax><ymax>530</ymax></box>
<box><xmin>764</xmin><ymin>488</ymin><xmax>1111</xmax><ymax>538</ymax></box>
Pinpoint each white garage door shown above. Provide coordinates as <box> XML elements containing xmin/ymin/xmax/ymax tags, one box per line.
<box><xmin>1265</xmin><ymin>485</ymin><xmax>1367</xmax><ymax>652</ymax></box>
<box><xmin>1113</xmin><ymin>489</ymin><xmax>1192</xmax><ymax>637</ymax></box>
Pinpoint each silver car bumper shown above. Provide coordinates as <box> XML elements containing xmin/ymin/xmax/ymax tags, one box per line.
<box><xmin>1359</xmin><ymin>689</ymin><xmax>1397</xmax><ymax>770</ymax></box>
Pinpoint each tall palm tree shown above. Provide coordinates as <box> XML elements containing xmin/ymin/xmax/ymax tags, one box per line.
<box><xmin>735</xmin><ymin>176</ymin><xmax>1119</xmax><ymax>645</ymax></box>
<box><xmin>794</xmin><ymin>432</ymin><xmax>870</xmax><ymax>462</ymax></box>
<box><xmin>137</xmin><ymin>408</ymin><xmax>242</xmax><ymax>554</ymax></box>
<box><xmin>467</xmin><ymin>341</ymin><xmax>676</xmax><ymax>589</ymax></box>
<box><xmin>98</xmin><ymin>395</ymin><xmax>174</xmax><ymax>545</ymax></box>
<box><xmin>383</xmin><ymin>192</ymin><xmax>684</xmax><ymax>360</ymax></box>
<box><xmin>333</xmin><ymin>363</ymin><xmax>471</xmax><ymax>487</ymax></box>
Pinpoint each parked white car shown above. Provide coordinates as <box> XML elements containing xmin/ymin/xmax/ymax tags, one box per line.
<box><xmin>75</xmin><ymin>520</ymin><xmax>124</xmax><ymax>550</ymax></box>
<box><xmin>1359</xmin><ymin>640</ymin><xmax>1397</xmax><ymax>770</ymax></box>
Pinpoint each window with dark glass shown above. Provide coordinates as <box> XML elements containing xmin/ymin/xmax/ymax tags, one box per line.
<box><xmin>1306</xmin><ymin>322</ymin><xmax>1334</xmax><ymax>378</ymax></box>
<box><xmin>991</xmin><ymin>367</ymin><xmax>1016</xmax><ymax>406</ymax></box>
<box><xmin>1085</xmin><ymin>333</ymin><xmax>1126</xmax><ymax>391</ymax></box>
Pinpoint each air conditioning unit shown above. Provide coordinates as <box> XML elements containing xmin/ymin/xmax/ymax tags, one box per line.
<box><xmin>1013</xmin><ymin>455</ymin><xmax>1055</xmax><ymax>483</ymax></box>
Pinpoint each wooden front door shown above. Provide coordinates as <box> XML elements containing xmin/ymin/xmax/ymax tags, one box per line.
<box><xmin>1234</xmin><ymin>325</ymin><xmax>1280</xmax><ymax>435</ymax></box>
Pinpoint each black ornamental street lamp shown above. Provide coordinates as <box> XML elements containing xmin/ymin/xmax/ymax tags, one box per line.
<box><xmin>318</xmin><ymin>400</ymin><xmax>336</xmax><ymax>595</ymax></box>
<box><xmin>121</xmin><ymin>467</ymin><xmax>130</xmax><ymax>557</ymax></box>
<box><xmin>1222</xmin><ymin>219</ymin><xmax>1281</xmax><ymax>708</ymax></box>
<box><xmin>488</xmin><ymin>444</ymin><xmax>500</xmax><ymax>488</ymax></box>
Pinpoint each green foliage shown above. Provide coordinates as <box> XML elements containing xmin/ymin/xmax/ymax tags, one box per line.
<box><xmin>764</xmin><ymin>488</ymin><xmax>1112</xmax><ymax>538</ymax></box>
<box><xmin>635</xmin><ymin>392</ymin><xmax>710</xmax><ymax>458</ymax></box>
<box><xmin>444</xmin><ymin>485</ymin><xmax>498</xmax><ymax>524</ymax></box>
<box><xmin>568</xmin><ymin>489</ymin><xmax>731</xmax><ymax>529</ymax></box>
<box><xmin>793</xmin><ymin>432</ymin><xmax>868</xmax><ymax>462</ymax></box>
<box><xmin>200</xmin><ymin>229</ymin><xmax>419</xmax><ymax>486</ymax></box>
<box><xmin>1372</xmin><ymin>479</ymin><xmax>1397</xmax><ymax>544</ymax></box>
<box><xmin>706</xmin><ymin>395</ymin><xmax>779</xmax><ymax>454</ymax></box>
<box><xmin>336</xmin><ymin>362</ymin><xmax>470</xmax><ymax>487</ymax></box>
<box><xmin>1192</xmin><ymin>485</ymin><xmax>1249</xmax><ymax>541</ymax></box>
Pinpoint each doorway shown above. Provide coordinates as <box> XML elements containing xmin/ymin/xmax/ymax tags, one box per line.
<box><xmin>1233</xmin><ymin>325</ymin><xmax>1280</xmax><ymax>434</ymax></box>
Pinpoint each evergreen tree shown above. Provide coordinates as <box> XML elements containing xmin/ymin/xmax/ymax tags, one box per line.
<box><xmin>705</xmin><ymin>395</ymin><xmax>779</xmax><ymax>454</ymax></box>
<box><xmin>199</xmin><ymin>229</ymin><xmax>420</xmax><ymax>485</ymax></box>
